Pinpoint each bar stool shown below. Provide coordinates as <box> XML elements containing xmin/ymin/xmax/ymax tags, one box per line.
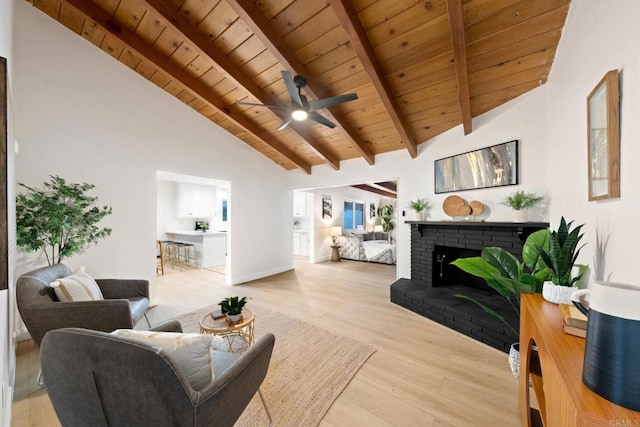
<box><xmin>179</xmin><ymin>243</ymin><xmax>196</xmax><ymax>268</ymax></box>
<box><xmin>156</xmin><ymin>240</ymin><xmax>164</xmax><ymax>275</ymax></box>
<box><xmin>161</xmin><ymin>241</ymin><xmax>178</xmax><ymax>269</ymax></box>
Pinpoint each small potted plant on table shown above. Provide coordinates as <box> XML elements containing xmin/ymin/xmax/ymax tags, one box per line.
<box><xmin>219</xmin><ymin>296</ymin><xmax>248</xmax><ymax>324</ymax></box>
<box><xmin>536</xmin><ymin>217</ymin><xmax>586</xmax><ymax>304</ymax></box>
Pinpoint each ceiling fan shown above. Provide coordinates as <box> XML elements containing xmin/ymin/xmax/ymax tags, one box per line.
<box><xmin>238</xmin><ymin>71</ymin><xmax>358</xmax><ymax>131</ymax></box>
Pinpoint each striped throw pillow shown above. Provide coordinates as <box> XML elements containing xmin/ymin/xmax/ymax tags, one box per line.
<box><xmin>50</xmin><ymin>266</ymin><xmax>104</xmax><ymax>302</ymax></box>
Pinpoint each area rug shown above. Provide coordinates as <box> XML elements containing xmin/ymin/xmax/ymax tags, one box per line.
<box><xmin>175</xmin><ymin>305</ymin><xmax>376</xmax><ymax>427</ymax></box>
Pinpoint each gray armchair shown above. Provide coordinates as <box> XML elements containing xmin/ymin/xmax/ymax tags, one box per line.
<box><xmin>41</xmin><ymin>324</ymin><xmax>276</xmax><ymax>427</ymax></box>
<box><xmin>16</xmin><ymin>263</ymin><xmax>150</xmax><ymax>347</ymax></box>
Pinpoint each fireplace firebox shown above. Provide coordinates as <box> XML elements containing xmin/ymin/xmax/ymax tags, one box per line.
<box><xmin>391</xmin><ymin>221</ymin><xmax>548</xmax><ymax>352</ymax></box>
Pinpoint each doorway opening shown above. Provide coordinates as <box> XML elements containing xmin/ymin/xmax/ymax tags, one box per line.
<box><xmin>156</xmin><ymin>171</ymin><xmax>230</xmax><ymax>281</ymax></box>
<box><xmin>293</xmin><ymin>179</ymin><xmax>398</xmax><ymax>276</ymax></box>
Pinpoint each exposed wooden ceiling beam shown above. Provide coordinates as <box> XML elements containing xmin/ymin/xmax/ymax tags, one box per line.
<box><xmin>225</xmin><ymin>0</ymin><xmax>375</xmax><ymax>166</ymax></box>
<box><xmin>351</xmin><ymin>184</ymin><xmax>396</xmax><ymax>199</ymax></box>
<box><xmin>369</xmin><ymin>182</ymin><xmax>397</xmax><ymax>194</ymax></box>
<box><xmin>60</xmin><ymin>0</ymin><xmax>312</xmax><ymax>174</ymax></box>
<box><xmin>446</xmin><ymin>0</ymin><xmax>473</xmax><ymax>135</ymax></box>
<box><xmin>142</xmin><ymin>0</ymin><xmax>339</xmax><ymax>171</ymax></box>
<box><xmin>328</xmin><ymin>0</ymin><xmax>418</xmax><ymax>158</ymax></box>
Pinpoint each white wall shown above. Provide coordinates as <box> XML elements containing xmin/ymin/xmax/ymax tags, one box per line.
<box><xmin>545</xmin><ymin>0</ymin><xmax>640</xmax><ymax>283</ymax></box>
<box><xmin>1</xmin><ymin>0</ymin><xmax>15</xmax><ymax>423</ymax></box>
<box><xmin>13</xmin><ymin>2</ymin><xmax>293</xmax><ymax>291</ymax></box>
<box><xmin>290</xmin><ymin>87</ymin><xmax>549</xmax><ymax>279</ymax></box>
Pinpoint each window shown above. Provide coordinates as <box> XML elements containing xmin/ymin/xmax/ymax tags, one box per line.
<box><xmin>343</xmin><ymin>200</ymin><xmax>364</xmax><ymax>230</ymax></box>
<box><xmin>222</xmin><ymin>199</ymin><xmax>228</xmax><ymax>222</ymax></box>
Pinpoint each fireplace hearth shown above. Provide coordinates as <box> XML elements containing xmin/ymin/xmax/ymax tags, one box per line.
<box><xmin>391</xmin><ymin>221</ymin><xmax>548</xmax><ymax>352</ymax></box>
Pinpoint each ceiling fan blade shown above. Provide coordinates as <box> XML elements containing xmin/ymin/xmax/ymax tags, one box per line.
<box><xmin>309</xmin><ymin>93</ymin><xmax>358</xmax><ymax>112</ymax></box>
<box><xmin>277</xmin><ymin>117</ymin><xmax>294</xmax><ymax>131</ymax></box>
<box><xmin>281</xmin><ymin>71</ymin><xmax>303</xmax><ymax>108</ymax></box>
<box><xmin>309</xmin><ymin>112</ymin><xmax>336</xmax><ymax>129</ymax></box>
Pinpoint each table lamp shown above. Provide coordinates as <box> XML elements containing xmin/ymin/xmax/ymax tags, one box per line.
<box><xmin>330</xmin><ymin>226</ymin><xmax>342</xmax><ymax>244</ymax></box>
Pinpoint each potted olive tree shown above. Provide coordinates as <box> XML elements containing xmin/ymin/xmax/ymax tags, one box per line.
<box><xmin>16</xmin><ymin>175</ymin><xmax>113</xmax><ymax>265</ymax></box>
<box><xmin>501</xmin><ymin>190</ymin><xmax>543</xmax><ymax>222</ymax></box>
<box><xmin>536</xmin><ymin>217</ymin><xmax>586</xmax><ymax>304</ymax></box>
<box><xmin>407</xmin><ymin>198</ymin><xmax>430</xmax><ymax>221</ymax></box>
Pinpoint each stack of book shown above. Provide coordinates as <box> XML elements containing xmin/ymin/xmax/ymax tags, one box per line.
<box><xmin>559</xmin><ymin>303</ymin><xmax>588</xmax><ymax>338</ymax></box>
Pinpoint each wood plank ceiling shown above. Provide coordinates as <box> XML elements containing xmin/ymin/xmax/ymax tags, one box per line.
<box><xmin>26</xmin><ymin>0</ymin><xmax>570</xmax><ymax>174</ymax></box>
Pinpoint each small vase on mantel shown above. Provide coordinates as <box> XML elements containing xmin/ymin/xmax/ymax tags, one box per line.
<box><xmin>514</xmin><ymin>209</ymin><xmax>528</xmax><ymax>222</ymax></box>
<box><xmin>413</xmin><ymin>211</ymin><xmax>423</xmax><ymax>221</ymax></box>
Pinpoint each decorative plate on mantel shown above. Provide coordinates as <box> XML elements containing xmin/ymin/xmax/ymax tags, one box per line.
<box><xmin>442</xmin><ymin>195</ymin><xmax>467</xmax><ymax>217</ymax></box>
<box><xmin>469</xmin><ymin>201</ymin><xmax>484</xmax><ymax>216</ymax></box>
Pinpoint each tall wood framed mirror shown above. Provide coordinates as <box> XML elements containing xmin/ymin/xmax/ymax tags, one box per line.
<box><xmin>587</xmin><ymin>69</ymin><xmax>620</xmax><ymax>201</ymax></box>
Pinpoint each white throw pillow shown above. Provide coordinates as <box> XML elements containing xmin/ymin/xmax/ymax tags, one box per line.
<box><xmin>112</xmin><ymin>330</ymin><xmax>215</xmax><ymax>391</ymax></box>
<box><xmin>50</xmin><ymin>266</ymin><xmax>104</xmax><ymax>302</ymax></box>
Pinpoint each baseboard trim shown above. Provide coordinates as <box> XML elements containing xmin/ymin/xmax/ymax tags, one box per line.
<box><xmin>229</xmin><ymin>264</ymin><xmax>294</xmax><ymax>286</ymax></box>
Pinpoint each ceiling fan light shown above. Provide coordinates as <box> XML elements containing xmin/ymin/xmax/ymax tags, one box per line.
<box><xmin>292</xmin><ymin>110</ymin><xmax>308</xmax><ymax>121</ymax></box>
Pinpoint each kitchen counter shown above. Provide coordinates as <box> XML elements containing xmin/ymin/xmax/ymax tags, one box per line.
<box><xmin>165</xmin><ymin>230</ymin><xmax>227</xmax><ymax>268</ymax></box>
<box><xmin>165</xmin><ymin>230</ymin><xmax>227</xmax><ymax>236</ymax></box>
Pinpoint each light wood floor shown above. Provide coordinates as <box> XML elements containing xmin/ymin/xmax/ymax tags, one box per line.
<box><xmin>12</xmin><ymin>259</ymin><xmax>519</xmax><ymax>426</ymax></box>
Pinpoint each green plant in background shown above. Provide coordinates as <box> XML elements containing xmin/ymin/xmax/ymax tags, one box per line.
<box><xmin>451</xmin><ymin>229</ymin><xmax>550</xmax><ymax>336</ymax></box>
<box><xmin>407</xmin><ymin>198</ymin><xmax>430</xmax><ymax>213</ymax></box>
<box><xmin>16</xmin><ymin>175</ymin><xmax>113</xmax><ymax>265</ymax></box>
<box><xmin>501</xmin><ymin>190</ymin><xmax>544</xmax><ymax>210</ymax></box>
<box><xmin>536</xmin><ymin>217</ymin><xmax>586</xmax><ymax>287</ymax></box>
<box><xmin>218</xmin><ymin>296</ymin><xmax>248</xmax><ymax>315</ymax></box>
<box><xmin>377</xmin><ymin>204</ymin><xmax>394</xmax><ymax>232</ymax></box>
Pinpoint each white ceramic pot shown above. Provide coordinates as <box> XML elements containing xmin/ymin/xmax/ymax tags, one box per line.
<box><xmin>513</xmin><ymin>209</ymin><xmax>528</xmax><ymax>222</ymax></box>
<box><xmin>508</xmin><ymin>343</ymin><xmax>520</xmax><ymax>379</ymax></box>
<box><xmin>542</xmin><ymin>281</ymin><xmax>576</xmax><ymax>304</ymax></box>
<box><xmin>226</xmin><ymin>313</ymin><xmax>243</xmax><ymax>324</ymax></box>
<box><xmin>412</xmin><ymin>211</ymin><xmax>423</xmax><ymax>221</ymax></box>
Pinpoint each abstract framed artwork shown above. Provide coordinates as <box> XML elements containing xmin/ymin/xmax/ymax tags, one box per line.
<box><xmin>587</xmin><ymin>69</ymin><xmax>620</xmax><ymax>201</ymax></box>
<box><xmin>322</xmin><ymin>196</ymin><xmax>332</xmax><ymax>219</ymax></box>
<box><xmin>434</xmin><ymin>140</ymin><xmax>519</xmax><ymax>194</ymax></box>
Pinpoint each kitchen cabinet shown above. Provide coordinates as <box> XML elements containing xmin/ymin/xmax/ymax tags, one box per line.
<box><xmin>293</xmin><ymin>231</ymin><xmax>309</xmax><ymax>257</ymax></box>
<box><xmin>293</xmin><ymin>192</ymin><xmax>310</xmax><ymax>217</ymax></box>
<box><xmin>179</xmin><ymin>184</ymin><xmax>216</xmax><ymax>217</ymax></box>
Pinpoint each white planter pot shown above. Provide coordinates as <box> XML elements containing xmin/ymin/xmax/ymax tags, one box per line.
<box><xmin>412</xmin><ymin>211</ymin><xmax>423</xmax><ymax>221</ymax></box>
<box><xmin>514</xmin><ymin>209</ymin><xmax>528</xmax><ymax>222</ymax></box>
<box><xmin>508</xmin><ymin>343</ymin><xmax>521</xmax><ymax>379</ymax></box>
<box><xmin>226</xmin><ymin>313</ymin><xmax>243</xmax><ymax>324</ymax></box>
<box><xmin>542</xmin><ymin>281</ymin><xmax>577</xmax><ymax>305</ymax></box>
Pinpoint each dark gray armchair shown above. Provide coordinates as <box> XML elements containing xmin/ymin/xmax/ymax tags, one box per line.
<box><xmin>41</xmin><ymin>323</ymin><xmax>276</xmax><ymax>427</ymax></box>
<box><xmin>16</xmin><ymin>263</ymin><xmax>150</xmax><ymax>347</ymax></box>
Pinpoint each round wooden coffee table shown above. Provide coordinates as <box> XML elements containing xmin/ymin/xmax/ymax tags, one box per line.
<box><xmin>199</xmin><ymin>308</ymin><xmax>255</xmax><ymax>354</ymax></box>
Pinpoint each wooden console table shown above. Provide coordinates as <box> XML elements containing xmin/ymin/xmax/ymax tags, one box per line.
<box><xmin>519</xmin><ymin>294</ymin><xmax>640</xmax><ymax>426</ymax></box>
